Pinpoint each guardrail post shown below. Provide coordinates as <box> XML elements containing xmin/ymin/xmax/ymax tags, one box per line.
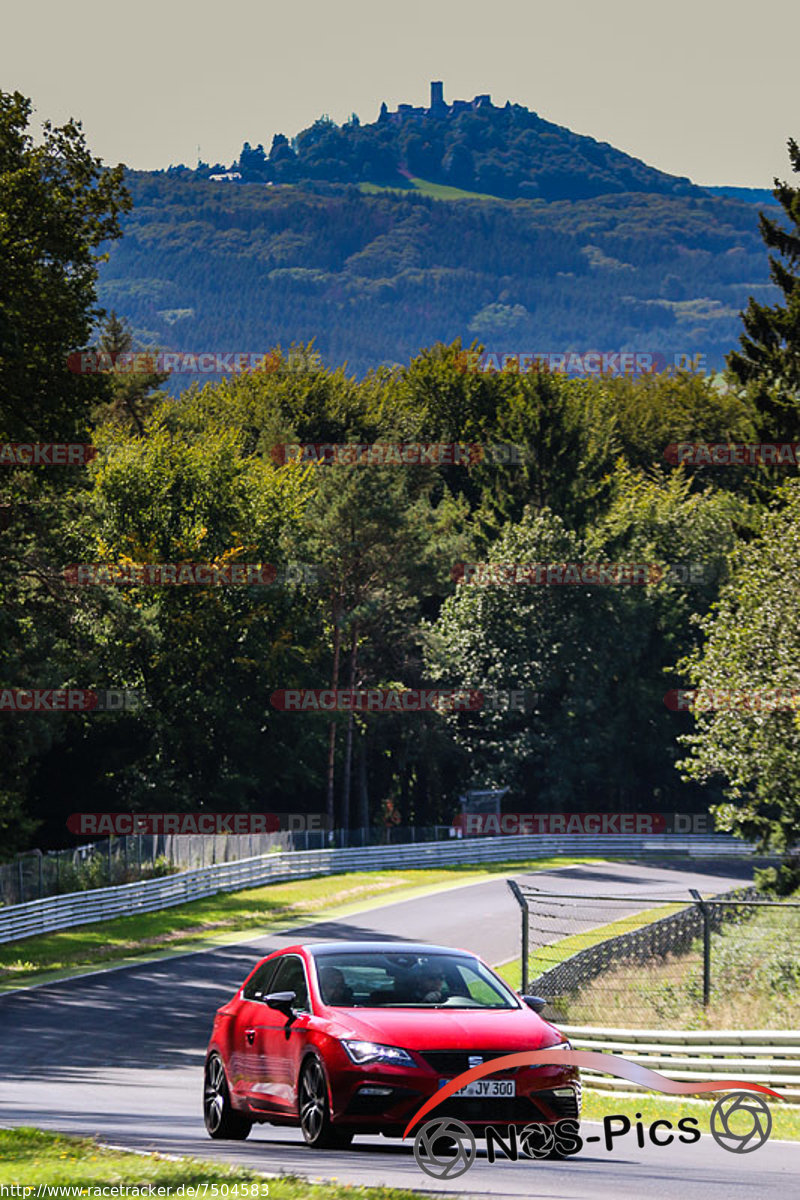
<box><xmin>690</xmin><ymin>888</ymin><xmax>711</xmax><ymax>1006</ymax></box>
<box><xmin>507</xmin><ymin>879</ymin><xmax>529</xmax><ymax>993</ymax></box>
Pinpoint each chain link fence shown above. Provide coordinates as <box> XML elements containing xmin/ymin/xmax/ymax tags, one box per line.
<box><xmin>508</xmin><ymin>882</ymin><xmax>800</xmax><ymax>1029</ymax></box>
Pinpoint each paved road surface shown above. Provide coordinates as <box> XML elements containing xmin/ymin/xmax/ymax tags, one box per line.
<box><xmin>2</xmin><ymin>859</ymin><xmax>796</xmax><ymax>1198</ymax></box>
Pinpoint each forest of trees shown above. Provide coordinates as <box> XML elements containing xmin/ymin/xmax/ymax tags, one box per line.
<box><xmin>2</xmin><ymin>89</ymin><xmax>800</xmax><ymax>881</ymax></box>
<box><xmin>98</xmin><ymin>171</ymin><xmax>776</xmax><ymax>383</ymax></box>
<box><xmin>194</xmin><ymin>99</ymin><xmax>702</xmax><ymax>202</ymax></box>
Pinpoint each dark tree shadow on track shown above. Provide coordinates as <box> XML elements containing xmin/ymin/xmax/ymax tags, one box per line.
<box><xmin>0</xmin><ymin>923</ymin><xmax>411</xmax><ymax>1075</ymax></box>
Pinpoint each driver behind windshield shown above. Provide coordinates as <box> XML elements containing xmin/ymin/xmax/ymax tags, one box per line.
<box><xmin>319</xmin><ymin>966</ymin><xmax>352</xmax><ymax>1005</ymax></box>
<box><xmin>416</xmin><ymin>966</ymin><xmax>447</xmax><ymax>1003</ymax></box>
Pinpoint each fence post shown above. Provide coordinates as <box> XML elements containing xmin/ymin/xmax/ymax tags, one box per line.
<box><xmin>690</xmin><ymin>888</ymin><xmax>711</xmax><ymax>1005</ymax></box>
<box><xmin>506</xmin><ymin>879</ymin><xmax>529</xmax><ymax>994</ymax></box>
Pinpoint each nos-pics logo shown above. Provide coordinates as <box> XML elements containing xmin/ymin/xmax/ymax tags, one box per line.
<box><xmin>414</xmin><ymin>1092</ymin><xmax>773</xmax><ymax>1180</ymax></box>
<box><xmin>404</xmin><ymin>1048</ymin><xmax>780</xmax><ymax>1181</ymax></box>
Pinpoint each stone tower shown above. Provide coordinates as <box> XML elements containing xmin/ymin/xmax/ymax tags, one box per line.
<box><xmin>430</xmin><ymin>81</ymin><xmax>445</xmax><ymax>112</ymax></box>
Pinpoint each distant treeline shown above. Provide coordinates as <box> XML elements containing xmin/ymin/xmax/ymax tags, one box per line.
<box><xmin>98</xmin><ymin>172</ymin><xmax>774</xmax><ymax>383</ymax></box>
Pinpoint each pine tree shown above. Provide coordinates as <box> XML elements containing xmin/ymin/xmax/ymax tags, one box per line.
<box><xmin>91</xmin><ymin>311</ymin><xmax>168</xmax><ymax>434</ymax></box>
<box><xmin>728</xmin><ymin>138</ymin><xmax>800</xmax><ymax>437</ymax></box>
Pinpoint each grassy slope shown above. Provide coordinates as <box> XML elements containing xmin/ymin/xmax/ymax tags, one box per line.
<box><xmin>0</xmin><ymin>1127</ymin><xmax>421</xmax><ymax>1196</ymax></box>
<box><xmin>0</xmin><ymin>857</ymin><xmax>609</xmax><ymax>991</ymax></box>
<box><xmin>358</xmin><ymin>175</ymin><xmax>508</xmax><ymax>202</ymax></box>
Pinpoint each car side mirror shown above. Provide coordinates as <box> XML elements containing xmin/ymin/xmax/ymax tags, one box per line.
<box><xmin>522</xmin><ymin>995</ymin><xmax>547</xmax><ymax>1013</ymax></box>
<box><xmin>264</xmin><ymin>990</ymin><xmax>297</xmax><ymax>1012</ymax></box>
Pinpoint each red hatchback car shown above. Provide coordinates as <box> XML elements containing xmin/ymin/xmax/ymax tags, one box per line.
<box><xmin>203</xmin><ymin>941</ymin><xmax>580</xmax><ymax>1149</ymax></box>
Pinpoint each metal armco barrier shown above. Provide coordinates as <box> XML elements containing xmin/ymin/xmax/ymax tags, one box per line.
<box><xmin>560</xmin><ymin>1025</ymin><xmax>800</xmax><ymax>1100</ymax></box>
<box><xmin>0</xmin><ymin>833</ymin><xmax>752</xmax><ymax>945</ymax></box>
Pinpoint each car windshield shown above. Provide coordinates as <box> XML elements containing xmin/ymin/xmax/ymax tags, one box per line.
<box><xmin>315</xmin><ymin>951</ymin><xmax>518</xmax><ymax>1008</ymax></box>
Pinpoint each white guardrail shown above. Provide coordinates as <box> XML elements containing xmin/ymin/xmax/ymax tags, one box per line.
<box><xmin>561</xmin><ymin>1026</ymin><xmax>800</xmax><ymax>1101</ymax></box>
<box><xmin>0</xmin><ymin>833</ymin><xmax>753</xmax><ymax>945</ymax></box>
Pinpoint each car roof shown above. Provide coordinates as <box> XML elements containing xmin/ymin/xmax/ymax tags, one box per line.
<box><xmin>305</xmin><ymin>941</ymin><xmax>474</xmax><ymax>957</ymax></box>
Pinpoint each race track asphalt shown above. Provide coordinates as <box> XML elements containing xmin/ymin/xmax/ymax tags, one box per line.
<box><xmin>1</xmin><ymin>858</ymin><xmax>797</xmax><ymax>1198</ymax></box>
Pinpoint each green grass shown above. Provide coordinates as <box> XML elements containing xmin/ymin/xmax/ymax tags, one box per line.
<box><xmin>406</xmin><ymin>175</ymin><xmax>506</xmax><ymax>202</ymax></box>
<box><xmin>0</xmin><ymin>1127</ymin><xmax>421</xmax><ymax>1197</ymax></box>
<box><xmin>581</xmin><ymin>1089</ymin><xmax>800</xmax><ymax>1141</ymax></box>
<box><xmin>0</xmin><ymin>857</ymin><xmax>609</xmax><ymax>990</ymax></box>
<box><xmin>357</xmin><ymin>181</ymin><xmax>414</xmax><ymax>196</ymax></box>
<box><xmin>494</xmin><ymin>903</ymin><xmax>686</xmax><ymax>990</ymax></box>
<box><xmin>357</xmin><ymin>176</ymin><xmax>508</xmax><ymax>202</ymax></box>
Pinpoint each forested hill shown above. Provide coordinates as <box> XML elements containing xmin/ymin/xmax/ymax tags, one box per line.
<box><xmin>98</xmin><ymin>171</ymin><xmax>775</xmax><ymax>379</ymax></box>
<box><xmin>188</xmin><ymin>94</ymin><xmax>703</xmax><ymax>203</ymax></box>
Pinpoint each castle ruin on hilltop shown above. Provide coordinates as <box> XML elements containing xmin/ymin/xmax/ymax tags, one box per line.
<box><xmin>378</xmin><ymin>81</ymin><xmax>495</xmax><ymax>124</ymax></box>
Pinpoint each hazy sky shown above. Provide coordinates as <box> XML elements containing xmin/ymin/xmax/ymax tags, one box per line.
<box><xmin>2</xmin><ymin>0</ymin><xmax>797</xmax><ymax>187</ymax></box>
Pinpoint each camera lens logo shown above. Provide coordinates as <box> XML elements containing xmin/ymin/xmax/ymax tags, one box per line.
<box><xmin>518</xmin><ymin>1122</ymin><xmax>557</xmax><ymax>1158</ymax></box>
<box><xmin>413</xmin><ymin>1117</ymin><xmax>477</xmax><ymax>1179</ymax></box>
<box><xmin>710</xmin><ymin>1092</ymin><xmax>772</xmax><ymax>1153</ymax></box>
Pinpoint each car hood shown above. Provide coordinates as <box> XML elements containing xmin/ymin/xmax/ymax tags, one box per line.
<box><xmin>323</xmin><ymin>1005</ymin><xmax>564</xmax><ymax>1050</ymax></box>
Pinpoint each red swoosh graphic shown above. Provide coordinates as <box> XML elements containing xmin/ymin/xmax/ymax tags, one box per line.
<box><xmin>402</xmin><ymin>1049</ymin><xmax>783</xmax><ymax>1138</ymax></box>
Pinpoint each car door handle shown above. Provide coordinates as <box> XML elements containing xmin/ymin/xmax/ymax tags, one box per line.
<box><xmin>245</xmin><ymin>1029</ymin><xmax>256</xmax><ymax>1045</ymax></box>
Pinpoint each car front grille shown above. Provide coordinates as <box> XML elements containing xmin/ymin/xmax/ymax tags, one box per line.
<box><xmin>418</xmin><ymin>1050</ymin><xmax>518</xmax><ymax>1076</ymax></box>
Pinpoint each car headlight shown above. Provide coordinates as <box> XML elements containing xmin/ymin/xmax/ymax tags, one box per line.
<box><xmin>341</xmin><ymin>1040</ymin><xmax>415</xmax><ymax>1066</ymax></box>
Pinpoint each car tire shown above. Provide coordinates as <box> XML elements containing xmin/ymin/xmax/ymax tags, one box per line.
<box><xmin>298</xmin><ymin>1055</ymin><xmax>353</xmax><ymax>1149</ymax></box>
<box><xmin>204</xmin><ymin>1053</ymin><xmax>252</xmax><ymax>1140</ymax></box>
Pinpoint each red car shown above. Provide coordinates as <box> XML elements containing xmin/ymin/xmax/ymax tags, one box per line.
<box><xmin>203</xmin><ymin>941</ymin><xmax>580</xmax><ymax>1149</ymax></box>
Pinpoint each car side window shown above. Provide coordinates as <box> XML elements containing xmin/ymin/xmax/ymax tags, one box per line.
<box><xmin>269</xmin><ymin>955</ymin><xmax>310</xmax><ymax>1012</ymax></box>
<box><xmin>242</xmin><ymin>959</ymin><xmax>279</xmax><ymax>1001</ymax></box>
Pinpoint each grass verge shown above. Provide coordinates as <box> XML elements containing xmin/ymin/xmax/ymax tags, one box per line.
<box><xmin>581</xmin><ymin>1088</ymin><xmax>800</xmax><ymax>1141</ymax></box>
<box><xmin>0</xmin><ymin>1126</ymin><xmax>420</xmax><ymax>1197</ymax></box>
<box><xmin>0</xmin><ymin>857</ymin><xmax>608</xmax><ymax>991</ymax></box>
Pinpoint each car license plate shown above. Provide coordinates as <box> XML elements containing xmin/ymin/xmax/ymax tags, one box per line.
<box><xmin>440</xmin><ymin>1079</ymin><xmax>516</xmax><ymax>1098</ymax></box>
